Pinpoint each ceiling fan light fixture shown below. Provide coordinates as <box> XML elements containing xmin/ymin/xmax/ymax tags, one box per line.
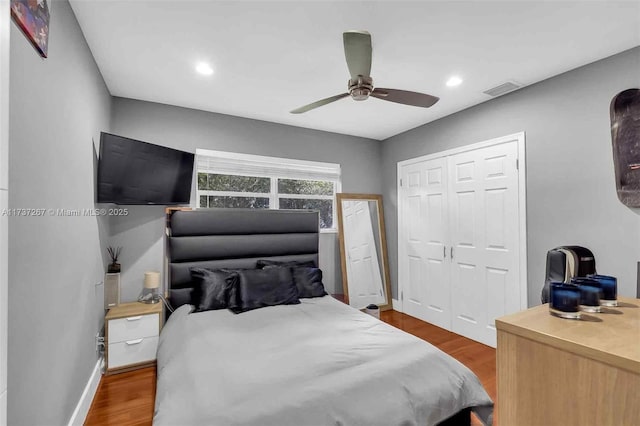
<box><xmin>195</xmin><ymin>62</ymin><xmax>214</xmax><ymax>76</ymax></box>
<box><xmin>446</xmin><ymin>76</ymin><xmax>463</xmax><ymax>87</ymax></box>
<box><xmin>348</xmin><ymin>76</ymin><xmax>374</xmax><ymax>101</ymax></box>
<box><xmin>351</xmin><ymin>88</ymin><xmax>371</xmax><ymax>101</ymax></box>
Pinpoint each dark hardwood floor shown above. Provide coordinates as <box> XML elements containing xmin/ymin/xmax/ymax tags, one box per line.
<box><xmin>85</xmin><ymin>367</ymin><xmax>156</xmax><ymax>426</ymax></box>
<box><xmin>85</xmin><ymin>310</ymin><xmax>496</xmax><ymax>425</ymax></box>
<box><xmin>381</xmin><ymin>310</ymin><xmax>496</xmax><ymax>426</ymax></box>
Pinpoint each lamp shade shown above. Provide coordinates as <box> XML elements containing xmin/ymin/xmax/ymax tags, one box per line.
<box><xmin>144</xmin><ymin>271</ymin><xmax>160</xmax><ymax>289</ymax></box>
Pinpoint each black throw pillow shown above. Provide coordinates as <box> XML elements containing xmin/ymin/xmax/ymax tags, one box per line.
<box><xmin>190</xmin><ymin>268</ymin><xmax>238</xmax><ymax>312</ymax></box>
<box><xmin>256</xmin><ymin>259</ymin><xmax>316</xmax><ymax>269</ymax></box>
<box><xmin>291</xmin><ymin>267</ymin><xmax>327</xmax><ymax>298</ymax></box>
<box><xmin>232</xmin><ymin>267</ymin><xmax>300</xmax><ymax>313</ymax></box>
<box><xmin>264</xmin><ymin>265</ymin><xmax>327</xmax><ymax>299</ymax></box>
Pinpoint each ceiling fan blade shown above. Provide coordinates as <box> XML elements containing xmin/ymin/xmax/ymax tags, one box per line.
<box><xmin>343</xmin><ymin>30</ymin><xmax>372</xmax><ymax>79</ymax></box>
<box><xmin>290</xmin><ymin>93</ymin><xmax>350</xmax><ymax>114</ymax></box>
<box><xmin>371</xmin><ymin>88</ymin><xmax>439</xmax><ymax>108</ymax></box>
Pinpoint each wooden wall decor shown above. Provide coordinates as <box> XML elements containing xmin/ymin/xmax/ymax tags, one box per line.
<box><xmin>611</xmin><ymin>88</ymin><xmax>640</xmax><ymax>207</ymax></box>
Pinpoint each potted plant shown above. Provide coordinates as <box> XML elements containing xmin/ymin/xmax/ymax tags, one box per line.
<box><xmin>107</xmin><ymin>246</ymin><xmax>122</xmax><ymax>273</ymax></box>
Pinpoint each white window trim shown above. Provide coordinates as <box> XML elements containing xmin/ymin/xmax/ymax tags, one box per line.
<box><xmin>277</xmin><ymin>194</ymin><xmax>334</xmax><ymax>200</ymax></box>
<box><xmin>196</xmin><ymin>149</ymin><xmax>341</xmax><ymax>181</ymax></box>
<box><xmin>199</xmin><ymin>190</ymin><xmax>270</xmax><ymax>198</ymax></box>
<box><xmin>194</xmin><ymin>149</ymin><xmax>342</xmax><ymax>232</ymax></box>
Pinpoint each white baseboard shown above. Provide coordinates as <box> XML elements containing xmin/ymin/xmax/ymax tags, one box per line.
<box><xmin>0</xmin><ymin>389</ymin><xmax>6</xmax><ymax>426</ymax></box>
<box><xmin>392</xmin><ymin>298</ymin><xmax>402</xmax><ymax>312</ymax></box>
<box><xmin>68</xmin><ymin>356</ymin><xmax>103</xmax><ymax>426</ymax></box>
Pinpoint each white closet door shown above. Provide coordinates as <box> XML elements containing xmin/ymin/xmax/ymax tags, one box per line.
<box><xmin>399</xmin><ymin>157</ymin><xmax>451</xmax><ymax>330</ymax></box>
<box><xmin>343</xmin><ymin>200</ymin><xmax>385</xmax><ymax>309</ymax></box>
<box><xmin>448</xmin><ymin>141</ymin><xmax>519</xmax><ymax>347</ymax></box>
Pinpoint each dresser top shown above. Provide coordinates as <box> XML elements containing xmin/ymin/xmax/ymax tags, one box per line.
<box><xmin>106</xmin><ymin>301</ymin><xmax>162</xmax><ymax>320</ymax></box>
<box><xmin>495</xmin><ymin>296</ymin><xmax>640</xmax><ymax>373</ymax></box>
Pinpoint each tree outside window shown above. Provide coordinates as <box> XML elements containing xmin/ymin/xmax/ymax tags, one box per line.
<box><xmin>197</xmin><ymin>173</ymin><xmax>337</xmax><ymax>229</ymax></box>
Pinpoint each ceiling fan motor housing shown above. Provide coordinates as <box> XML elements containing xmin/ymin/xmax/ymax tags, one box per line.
<box><xmin>349</xmin><ymin>76</ymin><xmax>373</xmax><ymax>101</ymax></box>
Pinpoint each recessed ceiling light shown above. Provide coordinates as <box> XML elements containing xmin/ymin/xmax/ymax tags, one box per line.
<box><xmin>195</xmin><ymin>62</ymin><xmax>214</xmax><ymax>76</ymax></box>
<box><xmin>446</xmin><ymin>76</ymin><xmax>463</xmax><ymax>87</ymax></box>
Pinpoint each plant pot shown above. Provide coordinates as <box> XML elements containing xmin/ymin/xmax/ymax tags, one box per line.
<box><xmin>108</xmin><ymin>263</ymin><xmax>121</xmax><ymax>273</ymax></box>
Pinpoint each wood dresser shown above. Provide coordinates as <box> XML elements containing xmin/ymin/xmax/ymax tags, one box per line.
<box><xmin>496</xmin><ymin>296</ymin><xmax>640</xmax><ymax>426</ymax></box>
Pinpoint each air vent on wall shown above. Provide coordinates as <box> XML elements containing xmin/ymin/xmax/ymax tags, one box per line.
<box><xmin>483</xmin><ymin>81</ymin><xmax>522</xmax><ymax>97</ymax></box>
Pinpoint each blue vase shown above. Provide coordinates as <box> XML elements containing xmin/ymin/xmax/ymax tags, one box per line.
<box><xmin>571</xmin><ymin>277</ymin><xmax>603</xmax><ymax>313</ymax></box>
<box><xmin>549</xmin><ymin>282</ymin><xmax>581</xmax><ymax>319</ymax></box>
<box><xmin>587</xmin><ymin>274</ymin><xmax>618</xmax><ymax>306</ymax></box>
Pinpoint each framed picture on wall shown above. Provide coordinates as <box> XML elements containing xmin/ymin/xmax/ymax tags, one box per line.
<box><xmin>10</xmin><ymin>0</ymin><xmax>50</xmax><ymax>58</ymax></box>
<box><xmin>611</xmin><ymin>88</ymin><xmax>640</xmax><ymax>207</ymax></box>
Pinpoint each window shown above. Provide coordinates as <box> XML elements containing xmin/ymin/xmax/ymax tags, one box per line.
<box><xmin>195</xmin><ymin>149</ymin><xmax>341</xmax><ymax>230</ymax></box>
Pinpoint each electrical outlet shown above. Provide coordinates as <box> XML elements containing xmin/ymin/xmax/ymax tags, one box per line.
<box><xmin>95</xmin><ymin>332</ymin><xmax>105</xmax><ymax>355</ymax></box>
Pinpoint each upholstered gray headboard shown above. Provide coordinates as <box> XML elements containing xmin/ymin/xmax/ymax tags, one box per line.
<box><xmin>166</xmin><ymin>208</ymin><xmax>319</xmax><ymax>309</ymax></box>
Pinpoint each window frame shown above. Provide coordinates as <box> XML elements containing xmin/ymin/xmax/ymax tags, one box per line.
<box><xmin>194</xmin><ymin>149</ymin><xmax>341</xmax><ymax>232</ymax></box>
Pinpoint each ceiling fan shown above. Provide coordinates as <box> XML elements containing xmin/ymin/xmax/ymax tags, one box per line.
<box><xmin>290</xmin><ymin>30</ymin><xmax>439</xmax><ymax>114</ymax></box>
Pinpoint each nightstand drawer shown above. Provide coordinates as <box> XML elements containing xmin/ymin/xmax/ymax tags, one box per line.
<box><xmin>108</xmin><ymin>336</ymin><xmax>159</xmax><ymax>369</ymax></box>
<box><xmin>108</xmin><ymin>313</ymin><xmax>159</xmax><ymax>343</ymax></box>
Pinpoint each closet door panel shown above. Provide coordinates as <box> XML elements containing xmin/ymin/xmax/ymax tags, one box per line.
<box><xmin>401</xmin><ymin>163</ymin><xmax>428</xmax><ymax>321</ymax></box>
<box><xmin>449</xmin><ymin>151</ymin><xmax>485</xmax><ymax>343</ymax></box>
<box><xmin>399</xmin><ymin>158</ymin><xmax>450</xmax><ymax>330</ymax></box>
<box><xmin>422</xmin><ymin>158</ymin><xmax>451</xmax><ymax>329</ymax></box>
<box><xmin>449</xmin><ymin>141</ymin><xmax>519</xmax><ymax>347</ymax></box>
<box><xmin>481</xmin><ymin>142</ymin><xmax>520</xmax><ymax>328</ymax></box>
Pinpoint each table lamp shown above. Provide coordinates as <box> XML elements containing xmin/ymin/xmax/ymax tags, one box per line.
<box><xmin>140</xmin><ymin>271</ymin><xmax>160</xmax><ymax>304</ymax></box>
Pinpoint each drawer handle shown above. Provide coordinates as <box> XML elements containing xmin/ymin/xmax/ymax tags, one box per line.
<box><xmin>126</xmin><ymin>316</ymin><xmax>142</xmax><ymax>321</ymax></box>
<box><xmin>125</xmin><ymin>338</ymin><xmax>143</xmax><ymax>345</ymax></box>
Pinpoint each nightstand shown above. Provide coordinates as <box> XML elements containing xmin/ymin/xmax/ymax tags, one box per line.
<box><xmin>105</xmin><ymin>302</ymin><xmax>163</xmax><ymax>375</ymax></box>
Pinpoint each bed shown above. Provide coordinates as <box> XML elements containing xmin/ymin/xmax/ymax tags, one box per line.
<box><xmin>155</xmin><ymin>208</ymin><xmax>493</xmax><ymax>426</ymax></box>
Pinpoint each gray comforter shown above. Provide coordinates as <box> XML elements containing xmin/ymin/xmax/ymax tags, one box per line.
<box><xmin>154</xmin><ymin>296</ymin><xmax>493</xmax><ymax>426</ymax></box>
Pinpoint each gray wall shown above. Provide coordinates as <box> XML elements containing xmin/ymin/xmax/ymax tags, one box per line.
<box><xmin>8</xmin><ymin>1</ymin><xmax>112</xmax><ymax>424</ymax></box>
<box><xmin>382</xmin><ymin>47</ymin><xmax>640</xmax><ymax>305</ymax></box>
<box><xmin>6</xmin><ymin>8</ymin><xmax>636</xmax><ymax>423</ymax></box>
<box><xmin>109</xmin><ymin>98</ymin><xmax>381</xmax><ymax>300</ymax></box>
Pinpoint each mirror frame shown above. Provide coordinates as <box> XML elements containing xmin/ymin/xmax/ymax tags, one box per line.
<box><xmin>336</xmin><ymin>193</ymin><xmax>393</xmax><ymax>311</ymax></box>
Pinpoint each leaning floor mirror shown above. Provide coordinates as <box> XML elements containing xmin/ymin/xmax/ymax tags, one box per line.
<box><xmin>336</xmin><ymin>193</ymin><xmax>392</xmax><ymax>311</ymax></box>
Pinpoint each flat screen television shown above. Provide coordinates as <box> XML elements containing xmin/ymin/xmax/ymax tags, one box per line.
<box><xmin>97</xmin><ymin>132</ymin><xmax>194</xmax><ymax>205</ymax></box>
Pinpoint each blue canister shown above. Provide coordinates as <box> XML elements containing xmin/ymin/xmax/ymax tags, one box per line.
<box><xmin>571</xmin><ymin>277</ymin><xmax>603</xmax><ymax>313</ymax></box>
<box><xmin>587</xmin><ymin>274</ymin><xmax>618</xmax><ymax>306</ymax></box>
<box><xmin>549</xmin><ymin>282</ymin><xmax>581</xmax><ymax>319</ymax></box>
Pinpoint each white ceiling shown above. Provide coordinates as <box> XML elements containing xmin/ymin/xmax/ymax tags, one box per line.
<box><xmin>69</xmin><ymin>1</ymin><xmax>640</xmax><ymax>141</ymax></box>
